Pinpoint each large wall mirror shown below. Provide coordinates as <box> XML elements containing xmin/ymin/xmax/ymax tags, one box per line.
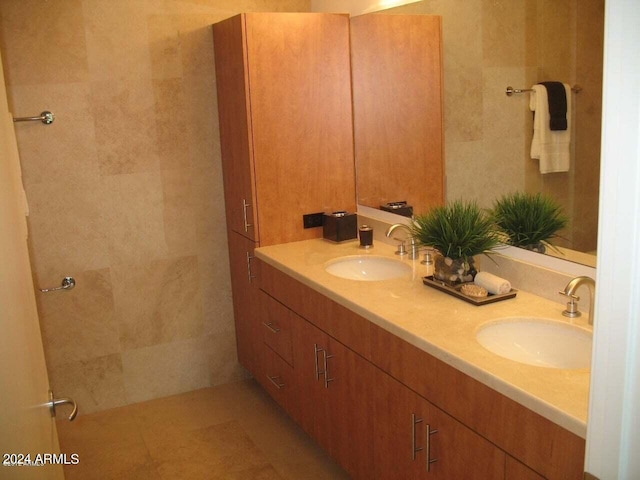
<box><xmin>349</xmin><ymin>1</ymin><xmax>604</xmax><ymax>267</ymax></box>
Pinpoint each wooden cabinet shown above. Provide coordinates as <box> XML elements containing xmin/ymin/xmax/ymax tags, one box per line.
<box><xmin>226</xmin><ymin>231</ymin><xmax>260</xmax><ymax>375</ymax></box>
<box><xmin>293</xmin><ymin>314</ymin><xmax>375</xmax><ymax>480</ymax></box>
<box><xmin>213</xmin><ymin>13</ymin><xmax>356</xmax><ymax>247</ymax></box>
<box><xmin>350</xmin><ymin>14</ymin><xmax>444</xmax><ymax>215</ymax></box>
<box><xmin>505</xmin><ymin>456</ymin><xmax>545</xmax><ymax>480</ymax></box>
<box><xmin>374</xmin><ymin>371</ymin><xmax>505</xmax><ymax>479</ymax></box>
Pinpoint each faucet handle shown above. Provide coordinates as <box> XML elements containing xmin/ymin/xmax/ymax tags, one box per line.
<box><xmin>558</xmin><ymin>290</ymin><xmax>579</xmax><ymax>301</ymax></box>
<box><xmin>395</xmin><ymin>240</ymin><xmax>407</xmax><ymax>256</ymax></box>
<box><xmin>559</xmin><ymin>291</ymin><xmax>582</xmax><ymax>318</ymax></box>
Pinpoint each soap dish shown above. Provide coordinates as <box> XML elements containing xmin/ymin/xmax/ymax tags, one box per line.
<box><xmin>422</xmin><ymin>276</ymin><xmax>517</xmax><ymax>306</ymax></box>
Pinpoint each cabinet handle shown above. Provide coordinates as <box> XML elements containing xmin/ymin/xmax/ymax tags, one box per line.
<box><xmin>246</xmin><ymin>252</ymin><xmax>256</xmax><ymax>282</ymax></box>
<box><xmin>411</xmin><ymin>413</ymin><xmax>424</xmax><ymax>460</ymax></box>
<box><xmin>262</xmin><ymin>321</ymin><xmax>280</xmax><ymax>333</ymax></box>
<box><xmin>314</xmin><ymin>344</ymin><xmax>324</xmax><ymax>380</ymax></box>
<box><xmin>425</xmin><ymin>424</ymin><xmax>438</xmax><ymax>472</ymax></box>
<box><xmin>322</xmin><ymin>349</ymin><xmax>334</xmax><ymax>388</ymax></box>
<box><xmin>242</xmin><ymin>199</ymin><xmax>253</xmax><ymax>232</ymax></box>
<box><xmin>266</xmin><ymin>374</ymin><xmax>284</xmax><ymax>390</ymax></box>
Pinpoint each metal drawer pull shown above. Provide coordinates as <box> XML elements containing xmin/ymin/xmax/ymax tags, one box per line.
<box><xmin>262</xmin><ymin>322</ymin><xmax>280</xmax><ymax>333</ymax></box>
<box><xmin>266</xmin><ymin>375</ymin><xmax>284</xmax><ymax>390</ymax></box>
<box><xmin>314</xmin><ymin>344</ymin><xmax>323</xmax><ymax>380</ymax></box>
<box><xmin>411</xmin><ymin>413</ymin><xmax>423</xmax><ymax>460</ymax></box>
<box><xmin>47</xmin><ymin>390</ymin><xmax>77</xmax><ymax>421</ymax></box>
<box><xmin>425</xmin><ymin>424</ymin><xmax>438</xmax><ymax>472</ymax></box>
<box><xmin>246</xmin><ymin>252</ymin><xmax>256</xmax><ymax>282</ymax></box>
<box><xmin>322</xmin><ymin>349</ymin><xmax>334</xmax><ymax>388</ymax></box>
<box><xmin>39</xmin><ymin>276</ymin><xmax>75</xmax><ymax>293</ymax></box>
<box><xmin>242</xmin><ymin>199</ymin><xmax>252</xmax><ymax>232</ymax></box>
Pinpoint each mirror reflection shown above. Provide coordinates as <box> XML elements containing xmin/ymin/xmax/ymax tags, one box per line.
<box><xmin>351</xmin><ymin>1</ymin><xmax>604</xmax><ymax>265</ymax></box>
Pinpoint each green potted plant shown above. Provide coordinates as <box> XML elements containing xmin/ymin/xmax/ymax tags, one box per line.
<box><xmin>411</xmin><ymin>201</ymin><xmax>501</xmax><ymax>285</ymax></box>
<box><xmin>490</xmin><ymin>192</ymin><xmax>568</xmax><ymax>253</ymax></box>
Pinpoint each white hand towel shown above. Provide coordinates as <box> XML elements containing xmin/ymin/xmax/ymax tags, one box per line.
<box><xmin>529</xmin><ymin>83</ymin><xmax>572</xmax><ymax>174</ymax></box>
<box><xmin>474</xmin><ymin>272</ymin><xmax>511</xmax><ymax>295</ymax></box>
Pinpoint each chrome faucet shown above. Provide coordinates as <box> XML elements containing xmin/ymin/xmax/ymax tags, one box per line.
<box><xmin>559</xmin><ymin>276</ymin><xmax>596</xmax><ymax>324</ymax></box>
<box><xmin>385</xmin><ymin>223</ymin><xmax>420</xmax><ymax>259</ymax></box>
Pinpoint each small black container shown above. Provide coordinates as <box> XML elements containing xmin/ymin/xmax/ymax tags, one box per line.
<box><xmin>323</xmin><ymin>211</ymin><xmax>357</xmax><ymax>242</ymax></box>
<box><xmin>380</xmin><ymin>201</ymin><xmax>413</xmax><ymax>218</ymax></box>
<box><xmin>359</xmin><ymin>225</ymin><xmax>373</xmax><ymax>249</ymax></box>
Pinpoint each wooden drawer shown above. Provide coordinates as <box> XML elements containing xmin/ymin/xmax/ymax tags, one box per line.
<box><xmin>261</xmin><ymin>343</ymin><xmax>298</xmax><ymax>417</ymax></box>
<box><xmin>259</xmin><ymin>290</ymin><xmax>294</xmax><ymax>366</ymax></box>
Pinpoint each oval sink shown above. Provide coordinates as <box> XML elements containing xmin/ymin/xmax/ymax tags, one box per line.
<box><xmin>476</xmin><ymin>317</ymin><xmax>592</xmax><ymax>369</ymax></box>
<box><xmin>325</xmin><ymin>255</ymin><xmax>411</xmax><ymax>281</ymax></box>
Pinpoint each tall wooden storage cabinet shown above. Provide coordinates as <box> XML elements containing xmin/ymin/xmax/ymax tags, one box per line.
<box><xmin>212</xmin><ymin>13</ymin><xmax>356</xmax><ymax>372</ymax></box>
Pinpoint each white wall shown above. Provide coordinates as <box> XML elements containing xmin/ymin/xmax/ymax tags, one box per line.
<box><xmin>311</xmin><ymin>0</ymin><xmax>420</xmax><ymax>16</ymax></box>
<box><xmin>586</xmin><ymin>0</ymin><xmax>640</xmax><ymax>478</ymax></box>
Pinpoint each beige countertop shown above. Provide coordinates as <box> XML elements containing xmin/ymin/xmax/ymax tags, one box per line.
<box><xmin>255</xmin><ymin>238</ymin><xmax>591</xmax><ymax>439</ymax></box>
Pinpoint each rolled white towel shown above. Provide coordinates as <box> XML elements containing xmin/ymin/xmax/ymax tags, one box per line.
<box><xmin>474</xmin><ymin>272</ymin><xmax>511</xmax><ymax>295</ymax></box>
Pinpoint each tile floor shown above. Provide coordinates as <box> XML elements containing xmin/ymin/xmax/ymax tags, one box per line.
<box><xmin>56</xmin><ymin>379</ymin><xmax>349</xmax><ymax>479</ymax></box>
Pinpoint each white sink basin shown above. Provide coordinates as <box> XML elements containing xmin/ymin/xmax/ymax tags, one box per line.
<box><xmin>325</xmin><ymin>255</ymin><xmax>411</xmax><ymax>281</ymax></box>
<box><xmin>476</xmin><ymin>317</ymin><xmax>592</xmax><ymax>369</ymax></box>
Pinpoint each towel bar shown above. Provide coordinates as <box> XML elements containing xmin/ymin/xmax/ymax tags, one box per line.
<box><xmin>506</xmin><ymin>85</ymin><xmax>582</xmax><ymax>96</ymax></box>
<box><xmin>12</xmin><ymin>111</ymin><xmax>55</xmax><ymax>124</ymax></box>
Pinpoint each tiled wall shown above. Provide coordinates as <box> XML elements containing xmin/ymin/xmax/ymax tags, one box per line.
<box><xmin>0</xmin><ymin>0</ymin><xmax>310</xmax><ymax>414</ymax></box>
<box><xmin>385</xmin><ymin>0</ymin><xmax>603</xmax><ymax>253</ymax></box>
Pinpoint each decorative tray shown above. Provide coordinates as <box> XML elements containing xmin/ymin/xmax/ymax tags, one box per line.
<box><xmin>422</xmin><ymin>276</ymin><xmax>517</xmax><ymax>306</ymax></box>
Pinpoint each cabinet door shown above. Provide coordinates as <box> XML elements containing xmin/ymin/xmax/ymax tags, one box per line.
<box><xmin>213</xmin><ymin>15</ymin><xmax>259</xmax><ymax>241</ymax></box>
<box><xmin>505</xmin><ymin>456</ymin><xmax>545</xmax><ymax>480</ymax></box>
<box><xmin>294</xmin><ymin>317</ymin><xmax>374</xmax><ymax>480</ymax></box>
<box><xmin>374</xmin><ymin>372</ymin><xmax>505</xmax><ymax>480</ymax></box>
<box><xmin>244</xmin><ymin>13</ymin><xmax>356</xmax><ymax>246</ymax></box>
<box><xmin>226</xmin><ymin>231</ymin><xmax>261</xmax><ymax>376</ymax></box>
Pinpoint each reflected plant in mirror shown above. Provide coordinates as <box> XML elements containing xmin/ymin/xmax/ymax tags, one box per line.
<box><xmin>490</xmin><ymin>192</ymin><xmax>568</xmax><ymax>254</ymax></box>
<box><xmin>411</xmin><ymin>201</ymin><xmax>501</xmax><ymax>285</ymax></box>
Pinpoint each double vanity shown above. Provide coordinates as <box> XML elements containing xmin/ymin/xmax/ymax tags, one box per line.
<box><xmin>212</xmin><ymin>12</ymin><xmax>590</xmax><ymax>479</ymax></box>
<box><xmin>251</xmin><ymin>238</ymin><xmax>590</xmax><ymax>479</ymax></box>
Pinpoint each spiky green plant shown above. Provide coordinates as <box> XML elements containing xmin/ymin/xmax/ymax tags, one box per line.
<box><xmin>490</xmin><ymin>192</ymin><xmax>568</xmax><ymax>249</ymax></box>
<box><xmin>410</xmin><ymin>201</ymin><xmax>501</xmax><ymax>262</ymax></box>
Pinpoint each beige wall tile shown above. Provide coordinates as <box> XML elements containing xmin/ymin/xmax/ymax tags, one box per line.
<box><xmin>153</xmin><ymin>78</ymin><xmax>192</xmax><ymax>170</ymax></box>
<box><xmin>482</xmin><ymin>67</ymin><xmax>528</xmax><ymax>140</ymax></box>
<box><xmin>91</xmin><ymin>80</ymin><xmax>161</xmax><ymax>176</ymax></box>
<box><xmin>0</xmin><ymin>0</ymin><xmax>89</xmax><ymax>86</ymax></box>
<box><xmin>7</xmin><ymin>83</ymin><xmax>99</xmax><ymax>187</ymax></box>
<box><xmin>25</xmin><ymin>178</ymin><xmax>110</xmax><ymax>282</ymax></box>
<box><xmin>38</xmin><ymin>268</ymin><xmax>119</xmax><ymax>368</ymax></box>
<box><xmin>82</xmin><ymin>0</ymin><xmax>154</xmax><ymax>81</ymax></box>
<box><xmin>199</xmin><ymin>260</ymin><xmax>234</xmax><ymax>336</ymax></box>
<box><xmin>482</xmin><ymin>0</ymin><xmax>527</xmax><ymax>67</ymax></box>
<box><xmin>207</xmin><ymin>331</ymin><xmax>245</xmax><ymax>386</ymax></box>
<box><xmin>112</xmin><ymin>255</ymin><xmax>203</xmax><ymax>350</ymax></box>
<box><xmin>121</xmin><ymin>335</ymin><xmax>211</xmax><ymax>404</ymax></box>
<box><xmin>48</xmin><ymin>353</ymin><xmax>127</xmax><ymax>414</ymax></box>
<box><xmin>162</xmin><ymin>168</ymin><xmax>197</xmax><ymax>257</ymax></box>
<box><xmin>105</xmin><ymin>172</ymin><xmax>168</xmax><ymax>265</ymax></box>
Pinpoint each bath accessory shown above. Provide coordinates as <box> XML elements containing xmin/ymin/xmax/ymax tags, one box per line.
<box><xmin>530</xmin><ymin>83</ymin><xmax>572</xmax><ymax>173</ymax></box>
<box><xmin>380</xmin><ymin>201</ymin><xmax>413</xmax><ymax>218</ymax></box>
<box><xmin>385</xmin><ymin>223</ymin><xmax>420</xmax><ymax>259</ymax></box>
<box><xmin>505</xmin><ymin>85</ymin><xmax>582</xmax><ymax>96</ymax></box>
<box><xmin>423</xmin><ymin>276</ymin><xmax>517</xmax><ymax>306</ymax></box>
<box><xmin>12</xmin><ymin>111</ymin><xmax>55</xmax><ymax>125</ymax></box>
<box><xmin>421</xmin><ymin>249</ymin><xmax>434</xmax><ymax>277</ymax></box>
<box><xmin>559</xmin><ymin>276</ymin><xmax>596</xmax><ymax>324</ymax></box>
<box><xmin>460</xmin><ymin>284</ymin><xmax>488</xmax><ymax>298</ymax></box>
<box><xmin>47</xmin><ymin>390</ymin><xmax>77</xmax><ymax>421</ymax></box>
<box><xmin>39</xmin><ymin>276</ymin><xmax>75</xmax><ymax>293</ymax></box>
<box><xmin>474</xmin><ymin>272</ymin><xmax>511</xmax><ymax>295</ymax></box>
<box><xmin>359</xmin><ymin>225</ymin><xmax>373</xmax><ymax>249</ymax></box>
<box><xmin>323</xmin><ymin>211</ymin><xmax>357</xmax><ymax>242</ymax></box>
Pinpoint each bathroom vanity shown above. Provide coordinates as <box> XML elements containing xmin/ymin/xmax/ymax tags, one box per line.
<box><xmin>250</xmin><ymin>239</ymin><xmax>588</xmax><ymax>480</ymax></box>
